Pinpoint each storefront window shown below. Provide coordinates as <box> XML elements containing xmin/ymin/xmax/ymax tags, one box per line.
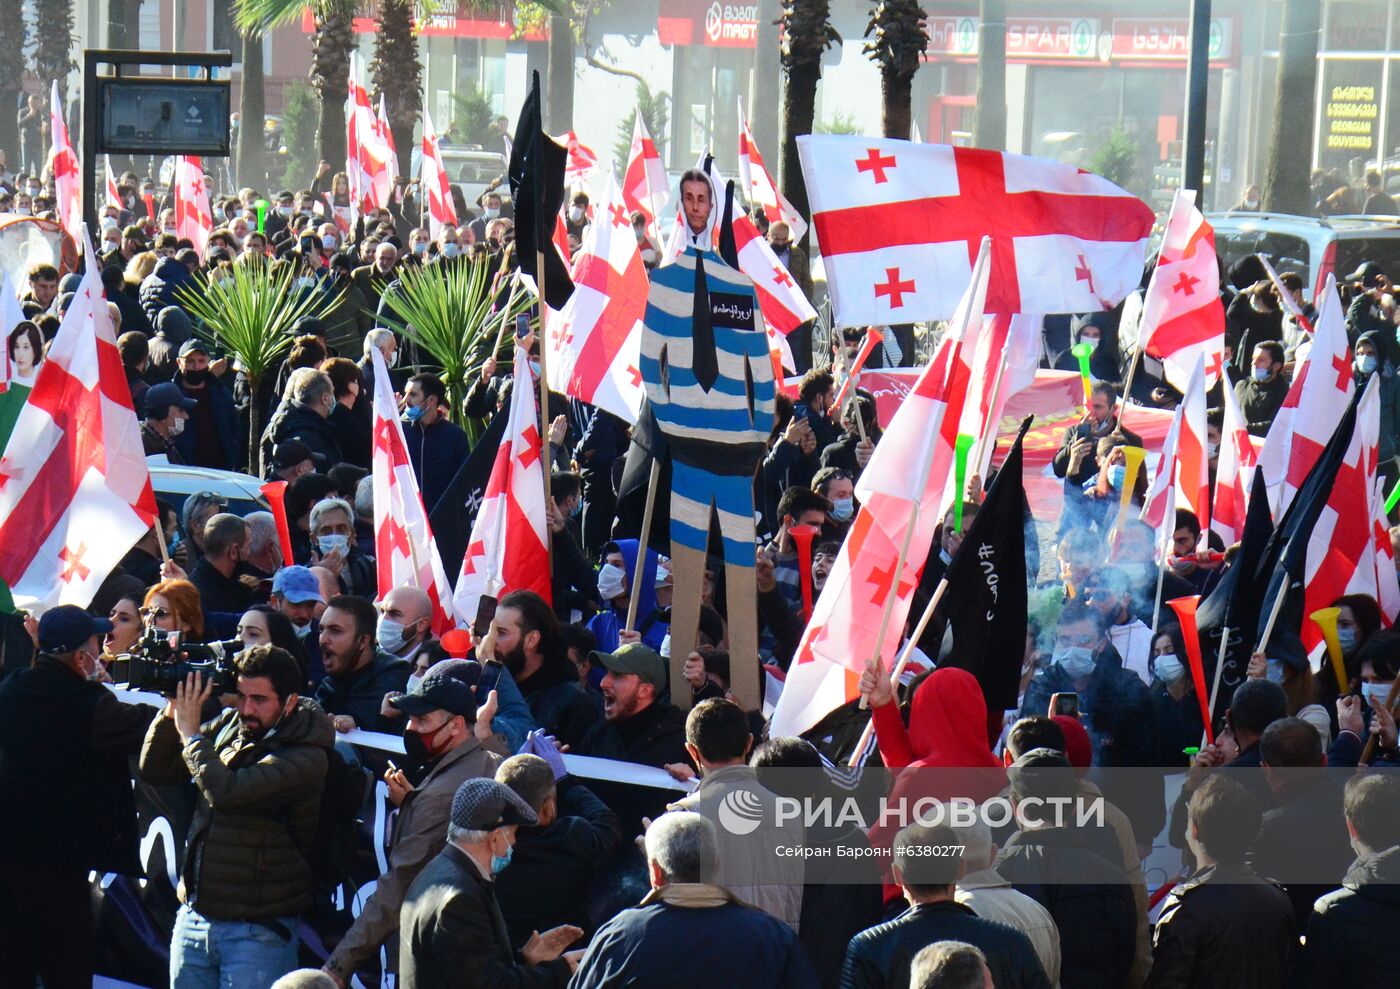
<box><xmin>1328</xmin><ymin>1</ymin><xmax>1391</xmax><ymax>51</ymax></box>
<box><xmin>1318</xmin><ymin>58</ymin><xmax>1386</xmax><ymax>177</ymax></box>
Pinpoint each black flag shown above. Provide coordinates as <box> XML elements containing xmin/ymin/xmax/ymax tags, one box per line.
<box><xmin>613</xmin><ymin>401</ymin><xmax>673</xmax><ymax>555</ymax></box>
<box><xmin>937</xmin><ymin>416</ymin><xmax>1033</xmax><ymax>712</ymax></box>
<box><xmin>508</xmin><ymin>70</ymin><xmax>573</xmax><ymax>311</ymax></box>
<box><xmin>428</xmin><ymin>408</ymin><xmax>509</xmax><ymax>584</ymax></box>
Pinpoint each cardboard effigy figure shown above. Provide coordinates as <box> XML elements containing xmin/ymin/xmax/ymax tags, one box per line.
<box><xmin>639</xmin><ymin>167</ymin><xmax>775</xmax><ymax>710</ymax></box>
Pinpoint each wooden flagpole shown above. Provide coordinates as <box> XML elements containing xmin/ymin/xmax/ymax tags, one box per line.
<box><xmin>624</xmin><ymin>460</ymin><xmax>663</xmax><ymax>634</ymax></box>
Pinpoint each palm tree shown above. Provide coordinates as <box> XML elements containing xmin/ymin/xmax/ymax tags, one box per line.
<box><xmin>0</xmin><ymin>4</ymin><xmax>26</xmax><ymax>158</ymax></box>
<box><xmin>864</xmin><ymin>1</ymin><xmax>928</xmax><ymax>140</ymax></box>
<box><xmin>780</xmin><ymin>0</ymin><xmax>841</xmax><ymax>249</ymax></box>
<box><xmin>236</xmin><ymin>29</ymin><xmax>267</xmax><ymax>190</ymax></box>
<box><xmin>32</xmin><ymin>0</ymin><xmax>75</xmax><ymax>100</ymax></box>
<box><xmin>973</xmin><ymin>0</ymin><xmax>1006</xmax><ymax>149</ymax></box>
<box><xmin>234</xmin><ymin>0</ymin><xmax>356</xmax><ymax>173</ymax></box>
<box><xmin>546</xmin><ymin>14</ymin><xmax>576</xmax><ymax>134</ymax></box>
<box><xmin>1263</xmin><ymin>0</ymin><xmax>1322</xmax><ymax>213</ymax></box>
<box><xmin>369</xmin><ymin>0</ymin><xmax>421</xmax><ymax>177</ymax></box>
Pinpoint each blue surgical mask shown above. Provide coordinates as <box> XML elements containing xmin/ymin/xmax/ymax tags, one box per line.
<box><xmin>1266</xmin><ymin>658</ymin><xmax>1286</xmax><ymax>684</ymax></box>
<box><xmin>1107</xmin><ymin>464</ymin><xmax>1127</xmax><ymax>489</ymax></box>
<box><xmin>528</xmin><ymin>360</ymin><xmax>541</xmax><ymax>378</ymax></box>
<box><xmin>404</xmin><ymin>402</ymin><xmax>426</xmax><ymax>423</ymax></box>
<box><xmin>1252</xmin><ymin>366</ymin><xmax>1271</xmax><ymax>382</ymax></box>
<box><xmin>1358</xmin><ymin>355</ymin><xmax>1378</xmax><ymax>375</ymax></box>
<box><xmin>831</xmin><ymin>497</ymin><xmax>854</xmax><ymax>521</ymax></box>
<box><xmin>316</xmin><ymin>533</ymin><xmax>349</xmax><ymax>557</ymax></box>
<box><xmin>442</xmin><ymin>243</ymin><xmax>460</xmax><ymax>259</ymax></box>
<box><xmin>1154</xmin><ymin>653</ymin><xmax>1186</xmax><ymax>684</ymax></box>
<box><xmin>490</xmin><ymin>844</ymin><xmax>513</xmax><ymax>876</ymax></box>
<box><xmin>1054</xmin><ymin>646</ymin><xmax>1097</xmax><ymax>680</ymax></box>
<box><xmin>1337</xmin><ymin>627</ymin><xmax>1358</xmax><ymax>656</ymax></box>
<box><xmin>413</xmin><ymin>241</ymin><xmax>428</xmax><ymax>255</ymax></box>
<box><xmin>569</xmin><ymin>497</ymin><xmax>584</xmax><ymax>519</ymax></box>
<box><xmin>1361</xmin><ymin>681</ymin><xmax>1391</xmax><ymax>704</ymax></box>
<box><xmin>377</xmin><ymin>617</ymin><xmax>411</xmax><ymax>654</ymax></box>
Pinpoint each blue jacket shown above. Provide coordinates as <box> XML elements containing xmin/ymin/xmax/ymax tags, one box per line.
<box><xmin>171</xmin><ymin>373</ymin><xmax>240</xmax><ymax>471</ymax></box>
<box><xmin>406</xmin><ymin>416</ymin><xmax>472</xmax><ymax>516</ymax></box>
<box><xmin>139</xmin><ymin>256</ymin><xmax>200</xmax><ymax>325</ymax></box>
<box><xmin>313</xmin><ymin>650</ymin><xmax>411</xmax><ymax>734</ymax></box>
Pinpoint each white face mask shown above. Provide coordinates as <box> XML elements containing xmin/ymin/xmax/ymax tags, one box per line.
<box><xmin>568</xmin><ymin>206</ymin><xmax>586</xmax><ymax>224</ymax></box>
<box><xmin>1154</xmin><ymin>653</ymin><xmax>1186</xmax><ymax>684</ymax></box>
<box><xmin>317</xmin><ymin>533</ymin><xmax>349</xmax><ymax>557</ymax></box>
<box><xmin>597</xmin><ymin>562</ymin><xmax>626</xmax><ymax>601</ymax></box>
<box><xmin>482</xmin><ymin>206</ymin><xmax>500</xmax><ymax>220</ymax></box>
<box><xmin>322</xmin><ymin>234</ymin><xmax>338</xmax><ymax>251</ymax></box>
<box><xmin>640</xmin><ymin>248</ymin><xmax>657</xmax><ymax>264</ymax></box>
<box><xmin>168</xmin><ymin>416</ymin><xmax>186</xmax><ymax>437</ymax></box>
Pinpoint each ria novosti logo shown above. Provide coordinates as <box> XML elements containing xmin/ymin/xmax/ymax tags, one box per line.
<box><xmin>716</xmin><ymin>791</ymin><xmax>1106</xmax><ymax>836</ymax></box>
<box><xmin>717</xmin><ymin>788</ymin><xmax>765</xmax><ymax>836</ymax></box>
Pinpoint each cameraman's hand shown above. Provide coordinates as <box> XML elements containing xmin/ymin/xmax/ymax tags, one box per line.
<box><xmin>173</xmin><ymin>673</ymin><xmax>212</xmax><ymax>742</ymax></box>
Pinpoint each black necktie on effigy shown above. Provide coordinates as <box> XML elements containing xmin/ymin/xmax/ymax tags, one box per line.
<box><xmin>691</xmin><ymin>252</ymin><xmax>719</xmax><ymax>393</ymax></box>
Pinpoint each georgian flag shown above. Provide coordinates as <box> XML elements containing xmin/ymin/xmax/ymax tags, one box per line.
<box><xmin>556</xmin><ymin>130</ymin><xmax>599</xmax><ymax>187</ymax></box>
<box><xmin>546</xmin><ymin>172</ymin><xmax>648</xmax><ymax>424</ymax></box>
<box><xmin>421</xmin><ymin>108</ymin><xmax>458</xmax><ymax>241</ymax></box>
<box><xmin>104</xmin><ymin>155</ymin><xmax>123</xmax><ymax>212</ymax></box>
<box><xmin>452</xmin><ymin>345</ymin><xmax>552</xmax><ymax>624</ymax></box>
<box><xmin>376</xmin><ymin>94</ymin><xmax>400</xmax><ymax>191</ymax></box>
<box><xmin>622</xmin><ymin>114</ymin><xmax>668</xmax><ymax>240</ymax></box>
<box><xmin>1139</xmin><ymin>189</ymin><xmax>1225</xmax><ymax>391</ymax></box>
<box><xmin>0</xmin><ymin>230</ymin><xmax>157</xmax><ymax>610</ymax></box>
<box><xmin>48</xmin><ymin>81</ymin><xmax>83</xmax><ymax>240</ymax></box>
<box><xmin>737</xmin><ymin>98</ymin><xmax>806</xmax><ymax>242</ymax></box>
<box><xmin>797</xmin><ymin>135</ymin><xmax>1153</xmax><ymax>324</ymax></box>
<box><xmin>347</xmin><ymin>52</ymin><xmax>393</xmax><ymax>210</ymax></box>
<box><xmin>1211</xmin><ymin>375</ymin><xmax>1259</xmax><ymax>548</ymax></box>
<box><xmin>1142</xmin><ymin>355</ymin><xmax>1211</xmax><ymax>549</ymax></box>
<box><xmin>173</xmin><ymin>155</ymin><xmax>213</xmax><ymax>255</ymax></box>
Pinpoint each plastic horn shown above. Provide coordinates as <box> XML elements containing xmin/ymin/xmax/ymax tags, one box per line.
<box><xmin>833</xmin><ymin>326</ymin><xmax>885</xmax><ymax>410</ymax></box>
<box><xmin>1309</xmin><ymin>607</ymin><xmax>1349</xmax><ymax>695</ymax></box>
<box><xmin>1166</xmin><ymin>595</ymin><xmax>1214</xmax><ymax>746</ymax></box>
<box><xmin>953</xmin><ymin>434</ymin><xmax>976</xmax><ymax>534</ymax></box>
<box><xmin>258</xmin><ymin>481</ymin><xmax>295</xmax><ymax>570</ymax></box>
<box><xmin>255</xmin><ymin>199</ymin><xmax>269</xmax><ymax>235</ymax></box>
<box><xmin>789</xmin><ymin>524</ymin><xmax>820</xmax><ymax>623</ymax></box>
<box><xmin>1070</xmin><ymin>341</ymin><xmax>1094</xmax><ymax>406</ymax></box>
<box><xmin>1386</xmin><ymin>477</ymin><xmax>1400</xmax><ymax>516</ymax></box>
<box><xmin>440</xmin><ymin>628</ymin><xmax>472</xmax><ymax>659</ymax></box>
<box><xmin>1108</xmin><ymin>446</ymin><xmax>1147</xmax><ymax>544</ymax></box>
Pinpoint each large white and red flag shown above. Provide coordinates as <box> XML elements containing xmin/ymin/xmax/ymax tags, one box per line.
<box><xmin>1142</xmin><ymin>355</ymin><xmax>1210</xmax><ymax>546</ymax></box>
<box><xmin>48</xmin><ymin>81</ymin><xmax>82</xmax><ymax>240</ymax></box>
<box><xmin>546</xmin><ymin>172</ymin><xmax>648</xmax><ymax>423</ymax></box>
<box><xmin>173</xmin><ymin>155</ymin><xmax>213</xmax><ymax>255</ymax></box>
<box><xmin>1210</xmin><ymin>376</ymin><xmax>1258</xmax><ymax>548</ymax></box>
<box><xmin>1372</xmin><ymin>478</ymin><xmax>1400</xmax><ymax>625</ymax></box>
<box><xmin>452</xmin><ymin>345</ymin><xmax>552</xmax><ymax>624</ymax></box>
<box><xmin>1138</xmin><ymin>189</ymin><xmax>1225</xmax><ymax>392</ymax></box>
<box><xmin>420</xmin><ymin>108</ymin><xmax>458</xmax><ymax>241</ymax></box>
<box><xmin>376</xmin><ymin>94</ymin><xmax>400</xmax><ymax>191</ymax></box>
<box><xmin>770</xmin><ymin>239</ymin><xmax>991</xmax><ymax>738</ymax></box>
<box><xmin>104</xmin><ymin>155</ymin><xmax>123</xmax><ymax>212</ymax></box>
<box><xmin>557</xmin><ymin>131</ymin><xmax>599</xmax><ymax>188</ymax></box>
<box><xmin>1257</xmin><ymin>275</ymin><xmax>1354</xmax><ymax>516</ymax></box>
<box><xmin>1300</xmin><ymin>378</ymin><xmax>1383</xmax><ymax>655</ymax></box>
<box><xmin>347</xmin><ymin>53</ymin><xmax>392</xmax><ymax>210</ymax></box>
<box><xmin>797</xmin><ymin>135</ymin><xmax>1154</xmax><ymax>323</ymax></box>
<box><xmin>0</xmin><ymin>231</ymin><xmax>157</xmax><ymax>610</ymax></box>
<box><xmin>621</xmin><ymin>114</ymin><xmax>668</xmax><ymax>239</ymax></box>
<box><xmin>737</xmin><ymin>98</ymin><xmax>807</xmax><ymax>242</ymax></box>
<box><xmin>369</xmin><ymin>348</ymin><xmax>457</xmax><ymax>634</ymax></box>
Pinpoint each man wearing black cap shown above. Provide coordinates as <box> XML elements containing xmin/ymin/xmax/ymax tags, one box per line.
<box><xmin>1347</xmin><ymin>261</ymin><xmax>1395</xmax><ymax>345</ymax></box>
<box><xmin>175</xmin><ymin>338</ymin><xmax>239</xmax><ymax>471</ymax></box>
<box><xmin>324</xmin><ymin>663</ymin><xmax>505</xmax><ymax>987</ymax></box>
<box><xmin>142</xmin><ymin>380</ymin><xmax>198</xmax><ymax>462</ymax></box>
<box><xmin>270</xmin><ymin>440</ymin><xmax>327</xmax><ymax>483</ymax></box>
<box><xmin>400</xmin><ymin>778</ymin><xmax>582</xmax><ymax>989</ymax></box>
<box><xmin>0</xmin><ymin>606</ymin><xmax>159</xmax><ymax>987</ymax></box>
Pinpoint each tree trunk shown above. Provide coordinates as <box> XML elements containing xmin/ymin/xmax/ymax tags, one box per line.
<box><xmin>314</xmin><ymin>2</ymin><xmax>354</xmax><ymax>170</ymax></box>
<box><xmin>546</xmin><ymin>15</ymin><xmax>574</xmax><ymax>134</ymax></box>
<box><xmin>32</xmin><ymin>0</ymin><xmax>76</xmax><ymax>102</ymax></box>
<box><xmin>237</xmin><ymin>32</ymin><xmax>266</xmax><ymax>192</ymax></box>
<box><xmin>750</xmin><ymin>0</ymin><xmax>783</xmax><ymax>147</ymax></box>
<box><xmin>1263</xmin><ymin>0</ymin><xmax>1321</xmax><ymax>214</ymax></box>
<box><xmin>781</xmin><ymin>61</ymin><xmax>819</xmax><ymax>249</ymax></box>
<box><xmin>107</xmin><ymin>0</ymin><xmax>133</xmax><ymax>49</ymax></box>
<box><xmin>0</xmin><ymin>3</ymin><xmax>26</xmax><ymax>161</ymax></box>
<box><xmin>881</xmin><ymin>68</ymin><xmax>912</xmax><ymax>140</ymax></box>
<box><xmin>248</xmin><ymin>375</ymin><xmax>262</xmax><ymax>477</ymax></box>
<box><xmin>973</xmin><ymin>0</ymin><xmax>1007</xmax><ymax>149</ymax></box>
<box><xmin>371</xmin><ymin>0</ymin><xmax>421</xmax><ymax>179</ymax></box>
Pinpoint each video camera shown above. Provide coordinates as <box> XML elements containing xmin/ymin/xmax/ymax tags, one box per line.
<box><xmin>109</xmin><ymin>627</ymin><xmax>241</xmax><ymax>697</ymax></box>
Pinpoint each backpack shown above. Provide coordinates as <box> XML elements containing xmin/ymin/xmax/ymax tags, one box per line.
<box><xmin>296</xmin><ymin>743</ymin><xmax>374</xmax><ymax>899</ymax></box>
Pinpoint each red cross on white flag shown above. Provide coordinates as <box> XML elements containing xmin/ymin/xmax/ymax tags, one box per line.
<box><xmin>1142</xmin><ymin>355</ymin><xmax>1211</xmax><ymax>548</ymax></box>
<box><xmin>556</xmin><ymin>131</ymin><xmax>599</xmax><ymax>188</ymax></box>
<box><xmin>420</xmin><ymin>109</ymin><xmax>458</xmax><ymax>242</ymax></box>
<box><xmin>1257</xmin><ymin>273</ymin><xmax>1355</xmax><ymax>517</ymax></box>
<box><xmin>451</xmin><ymin>345</ymin><xmax>552</xmax><ymax>625</ymax></box>
<box><xmin>797</xmin><ymin>135</ymin><xmax>1154</xmax><ymax>324</ymax></box>
<box><xmin>48</xmin><ymin>82</ymin><xmax>83</xmax><ymax>240</ymax></box>
<box><xmin>546</xmin><ymin>172</ymin><xmax>648</xmax><ymax>424</ymax></box>
<box><xmin>369</xmin><ymin>348</ymin><xmax>457</xmax><ymax>634</ymax></box>
<box><xmin>1138</xmin><ymin>189</ymin><xmax>1225</xmax><ymax>392</ymax></box>
<box><xmin>737</xmin><ymin>98</ymin><xmax>807</xmax><ymax>242</ymax></box>
<box><xmin>621</xmin><ymin>114</ymin><xmax>668</xmax><ymax>242</ymax></box>
<box><xmin>347</xmin><ymin>52</ymin><xmax>393</xmax><ymax>211</ymax></box>
<box><xmin>104</xmin><ymin>155</ymin><xmax>123</xmax><ymax>212</ymax></box>
<box><xmin>377</xmin><ymin>94</ymin><xmax>400</xmax><ymax>189</ymax></box>
<box><xmin>0</xmin><ymin>230</ymin><xmax>157</xmax><ymax>610</ymax></box>
<box><xmin>173</xmin><ymin>155</ymin><xmax>213</xmax><ymax>255</ymax></box>
<box><xmin>1210</xmin><ymin>375</ymin><xmax>1260</xmax><ymax>548</ymax></box>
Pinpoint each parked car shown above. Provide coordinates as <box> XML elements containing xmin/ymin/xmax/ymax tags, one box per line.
<box><xmin>147</xmin><ymin>460</ymin><xmax>268</xmax><ymax>518</ymax></box>
<box><xmin>409</xmin><ymin>145</ymin><xmax>508</xmax><ymax>215</ymax></box>
<box><xmin>1210</xmin><ymin>211</ymin><xmax>1400</xmax><ymax>301</ymax></box>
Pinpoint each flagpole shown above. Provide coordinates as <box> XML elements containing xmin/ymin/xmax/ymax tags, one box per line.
<box><xmin>1118</xmin><ymin>347</ymin><xmax>1142</xmax><ymax>434</ymax></box>
<box><xmin>848</xmin><ymin>576</ymin><xmax>950</xmax><ymax>767</ymax></box>
<box><xmin>152</xmin><ymin>515</ymin><xmax>172</xmax><ymax>565</ymax></box>
<box><xmin>1359</xmin><ymin>678</ymin><xmax>1400</xmax><ymax>766</ymax></box>
<box><xmin>536</xmin><ymin>243</ymin><xmax>554</xmax><ymax>574</ymax></box>
<box><xmin>624</xmin><ymin>460</ymin><xmax>663</xmax><ymax>633</ymax></box>
<box><xmin>1201</xmin><ymin>624</ymin><xmax>1231</xmax><ymax>750</ymax></box>
<box><xmin>1253</xmin><ymin>575</ymin><xmax>1292</xmax><ymax>657</ymax></box>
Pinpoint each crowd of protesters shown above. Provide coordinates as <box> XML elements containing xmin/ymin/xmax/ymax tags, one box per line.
<box><xmin>0</xmin><ymin>151</ymin><xmax>1399</xmax><ymax>989</ymax></box>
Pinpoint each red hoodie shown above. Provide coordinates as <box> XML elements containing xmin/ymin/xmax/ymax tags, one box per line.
<box><xmin>868</xmin><ymin>668</ymin><xmax>1005</xmax><ymax>905</ymax></box>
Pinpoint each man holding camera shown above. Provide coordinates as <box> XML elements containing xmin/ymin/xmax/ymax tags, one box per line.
<box><xmin>139</xmin><ymin>645</ymin><xmax>335</xmax><ymax>988</ymax></box>
<box><xmin>0</xmin><ymin>606</ymin><xmax>160</xmax><ymax>988</ymax></box>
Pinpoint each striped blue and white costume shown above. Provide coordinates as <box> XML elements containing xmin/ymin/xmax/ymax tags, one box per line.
<box><xmin>640</xmin><ymin>245</ymin><xmax>776</xmax><ymax>557</ymax></box>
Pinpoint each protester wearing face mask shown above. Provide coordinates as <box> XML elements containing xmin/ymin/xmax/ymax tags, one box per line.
<box><xmin>1146</xmin><ymin>627</ymin><xmax>1204</xmax><ymax>765</ymax></box>
<box><xmin>261</xmin><ymin>367</ymin><xmax>344</xmax><ymax>478</ymax></box>
<box><xmin>308</xmin><ymin>497</ymin><xmax>377</xmax><ymax>599</ymax></box>
<box><xmin>1244</xmin><ymin>630</ymin><xmax>1331</xmax><ymax>749</ymax></box>
<box><xmin>1020</xmin><ymin>601</ymin><xmax>1158</xmax><ymax>768</ymax></box>
<box><xmin>139</xmin><ymin>381</ymin><xmax>196</xmax><ymax>463</ymax></box>
<box><xmin>376</xmin><ymin>586</ymin><xmax>435</xmax><ymax>664</ymax></box>
<box><xmin>402</xmin><ymin>372</ymin><xmax>472</xmax><ymax>515</ymax></box>
<box><xmin>0</xmin><ymin>606</ymin><xmax>160</xmax><ymax>987</ymax></box>
<box><xmin>325</xmin><ymin>665</ymin><xmax>506</xmax><ymax>986</ymax></box>
<box><xmin>1053</xmin><ymin>315</ymin><xmax>1118</xmax><ymax>382</ymax></box>
<box><xmin>814</xmin><ymin>466</ymin><xmax>856</xmax><ymax>530</ymax></box>
<box><xmin>469</xmin><ymin>191</ymin><xmax>506</xmax><ymax>244</ymax></box>
<box><xmin>1233</xmin><ymin>340</ymin><xmax>1289</xmax><ymax>436</ymax></box>
<box><xmin>172</xmin><ymin>338</ymin><xmax>237</xmax><ymax>471</ymax></box>
<box><xmin>565</xmin><ymin>191</ymin><xmax>590</xmax><ymax>239</ymax></box>
<box><xmin>1353</xmin><ymin>332</ymin><xmax>1400</xmax><ymax>492</ymax></box>
<box><xmin>271</xmin><ymin>565</ymin><xmax>327</xmax><ymax>682</ymax></box>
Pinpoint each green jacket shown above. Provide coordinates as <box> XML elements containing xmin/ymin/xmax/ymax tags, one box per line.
<box><xmin>138</xmin><ymin>697</ymin><xmax>334</xmax><ymax>921</ymax></box>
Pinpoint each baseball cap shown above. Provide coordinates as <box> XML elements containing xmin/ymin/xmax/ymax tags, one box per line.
<box><xmin>271</xmin><ymin>565</ymin><xmax>324</xmax><ymax>604</ymax></box>
<box><xmin>271</xmin><ymin>440</ymin><xmax>326</xmax><ymax>469</ymax></box>
<box><xmin>1345</xmin><ymin>260</ymin><xmax>1387</xmax><ymax>286</ymax></box>
<box><xmin>38</xmin><ymin>605</ymin><xmax>113</xmax><ymax>654</ymax></box>
<box><xmin>450</xmin><ymin>778</ymin><xmax>537</xmax><ymax>831</ymax></box>
<box><xmin>144</xmin><ymin>381</ymin><xmax>197</xmax><ymax>416</ymax></box>
<box><xmin>590</xmin><ymin>641</ymin><xmax>667</xmax><ymax>689</ymax></box>
<box><xmin>178</xmin><ymin>338</ymin><xmax>210</xmax><ymax>358</ymax></box>
<box><xmin>391</xmin><ymin>671</ymin><xmax>477</xmax><ymax>718</ymax></box>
